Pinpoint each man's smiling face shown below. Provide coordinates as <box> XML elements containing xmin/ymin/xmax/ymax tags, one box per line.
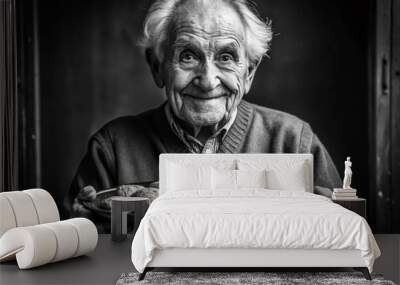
<box><xmin>160</xmin><ymin>0</ymin><xmax>256</xmax><ymax>130</ymax></box>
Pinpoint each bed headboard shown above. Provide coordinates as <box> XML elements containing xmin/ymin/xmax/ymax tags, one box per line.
<box><xmin>159</xmin><ymin>153</ymin><xmax>314</xmax><ymax>194</ymax></box>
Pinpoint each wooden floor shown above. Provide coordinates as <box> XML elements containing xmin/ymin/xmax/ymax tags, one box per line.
<box><xmin>373</xmin><ymin>235</ymin><xmax>400</xmax><ymax>284</ymax></box>
<box><xmin>0</xmin><ymin>234</ymin><xmax>398</xmax><ymax>284</ymax></box>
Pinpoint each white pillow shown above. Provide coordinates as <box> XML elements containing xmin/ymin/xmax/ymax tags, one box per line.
<box><xmin>236</xmin><ymin>169</ymin><xmax>268</xmax><ymax>189</ymax></box>
<box><xmin>167</xmin><ymin>162</ymin><xmax>212</xmax><ymax>191</ymax></box>
<box><xmin>212</xmin><ymin>168</ymin><xmax>236</xmax><ymax>190</ymax></box>
<box><xmin>211</xmin><ymin>168</ymin><xmax>268</xmax><ymax>190</ymax></box>
<box><xmin>237</xmin><ymin>159</ymin><xmax>308</xmax><ymax>192</ymax></box>
<box><xmin>267</xmin><ymin>168</ymin><xmax>306</xmax><ymax>191</ymax></box>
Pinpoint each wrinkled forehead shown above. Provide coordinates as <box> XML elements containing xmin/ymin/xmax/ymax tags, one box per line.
<box><xmin>169</xmin><ymin>0</ymin><xmax>246</xmax><ymax>44</ymax></box>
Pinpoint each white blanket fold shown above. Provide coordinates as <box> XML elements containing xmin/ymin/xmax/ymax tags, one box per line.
<box><xmin>131</xmin><ymin>190</ymin><xmax>380</xmax><ymax>273</ymax></box>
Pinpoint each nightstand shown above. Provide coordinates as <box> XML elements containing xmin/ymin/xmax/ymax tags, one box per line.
<box><xmin>332</xmin><ymin>198</ymin><xmax>366</xmax><ymax>219</ymax></box>
<box><xmin>111</xmin><ymin>197</ymin><xmax>150</xmax><ymax>241</ymax></box>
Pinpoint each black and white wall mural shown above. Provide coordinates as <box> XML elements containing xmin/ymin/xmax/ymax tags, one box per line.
<box><xmin>10</xmin><ymin>0</ymin><xmax>400</xmax><ymax>233</ymax></box>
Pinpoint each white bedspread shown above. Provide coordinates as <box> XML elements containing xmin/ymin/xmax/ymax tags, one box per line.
<box><xmin>131</xmin><ymin>190</ymin><xmax>380</xmax><ymax>273</ymax></box>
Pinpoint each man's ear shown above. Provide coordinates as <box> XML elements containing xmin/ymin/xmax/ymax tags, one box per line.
<box><xmin>244</xmin><ymin>60</ymin><xmax>261</xmax><ymax>94</ymax></box>
<box><xmin>145</xmin><ymin>48</ymin><xmax>164</xmax><ymax>88</ymax></box>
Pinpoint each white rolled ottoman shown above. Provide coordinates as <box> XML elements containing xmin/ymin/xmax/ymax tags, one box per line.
<box><xmin>0</xmin><ymin>189</ymin><xmax>59</xmax><ymax>236</ymax></box>
<box><xmin>0</xmin><ymin>189</ymin><xmax>98</xmax><ymax>269</ymax></box>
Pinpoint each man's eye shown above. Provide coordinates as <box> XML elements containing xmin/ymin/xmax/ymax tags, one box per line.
<box><xmin>179</xmin><ymin>51</ymin><xmax>197</xmax><ymax>63</ymax></box>
<box><xmin>219</xmin><ymin>53</ymin><xmax>234</xmax><ymax>63</ymax></box>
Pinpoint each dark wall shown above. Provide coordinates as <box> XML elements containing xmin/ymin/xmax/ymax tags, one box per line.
<box><xmin>39</xmin><ymin>0</ymin><xmax>160</xmax><ymax>206</ymax></box>
<box><xmin>38</xmin><ymin>0</ymin><xmax>370</xmax><ymax>216</ymax></box>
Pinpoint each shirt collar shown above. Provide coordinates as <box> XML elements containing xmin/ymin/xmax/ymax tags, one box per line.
<box><xmin>164</xmin><ymin>103</ymin><xmax>237</xmax><ymax>151</ymax></box>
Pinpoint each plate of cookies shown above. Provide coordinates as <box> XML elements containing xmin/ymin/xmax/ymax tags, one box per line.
<box><xmin>82</xmin><ymin>181</ymin><xmax>159</xmax><ymax>218</ymax></box>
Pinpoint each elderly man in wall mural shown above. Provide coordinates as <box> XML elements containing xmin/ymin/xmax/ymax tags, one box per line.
<box><xmin>64</xmin><ymin>0</ymin><xmax>341</xmax><ymax>231</ymax></box>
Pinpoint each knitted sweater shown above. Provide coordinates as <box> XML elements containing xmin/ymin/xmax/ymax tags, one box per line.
<box><xmin>65</xmin><ymin>100</ymin><xmax>341</xmax><ymax>216</ymax></box>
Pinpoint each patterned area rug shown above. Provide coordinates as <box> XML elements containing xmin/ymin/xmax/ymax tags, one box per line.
<box><xmin>116</xmin><ymin>272</ymin><xmax>396</xmax><ymax>285</ymax></box>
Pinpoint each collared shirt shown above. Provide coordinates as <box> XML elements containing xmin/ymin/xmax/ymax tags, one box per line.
<box><xmin>164</xmin><ymin>104</ymin><xmax>237</xmax><ymax>154</ymax></box>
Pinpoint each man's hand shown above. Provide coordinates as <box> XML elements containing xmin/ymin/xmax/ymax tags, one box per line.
<box><xmin>71</xmin><ymin>185</ymin><xmax>97</xmax><ymax>218</ymax></box>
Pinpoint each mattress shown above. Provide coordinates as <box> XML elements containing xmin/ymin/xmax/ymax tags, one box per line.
<box><xmin>131</xmin><ymin>190</ymin><xmax>380</xmax><ymax>273</ymax></box>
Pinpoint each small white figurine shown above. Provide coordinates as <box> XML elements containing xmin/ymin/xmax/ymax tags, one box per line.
<box><xmin>342</xmin><ymin>156</ymin><xmax>353</xmax><ymax>189</ymax></box>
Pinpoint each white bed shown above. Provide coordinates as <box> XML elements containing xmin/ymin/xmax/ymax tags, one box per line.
<box><xmin>131</xmin><ymin>154</ymin><xmax>380</xmax><ymax>280</ymax></box>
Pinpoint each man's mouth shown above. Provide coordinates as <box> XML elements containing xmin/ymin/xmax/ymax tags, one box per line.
<box><xmin>182</xmin><ymin>93</ymin><xmax>228</xmax><ymax>100</ymax></box>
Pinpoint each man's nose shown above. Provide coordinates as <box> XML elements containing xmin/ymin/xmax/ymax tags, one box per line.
<box><xmin>193</xmin><ymin>61</ymin><xmax>221</xmax><ymax>92</ymax></box>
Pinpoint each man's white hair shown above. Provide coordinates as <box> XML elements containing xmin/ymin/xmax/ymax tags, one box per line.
<box><xmin>140</xmin><ymin>0</ymin><xmax>272</xmax><ymax>66</ymax></box>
